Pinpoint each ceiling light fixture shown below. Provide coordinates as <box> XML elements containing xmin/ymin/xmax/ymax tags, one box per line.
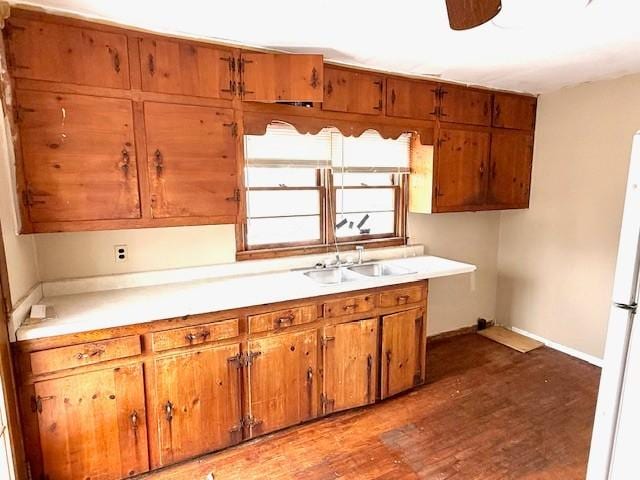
<box><xmin>445</xmin><ymin>0</ymin><xmax>502</xmax><ymax>30</ymax></box>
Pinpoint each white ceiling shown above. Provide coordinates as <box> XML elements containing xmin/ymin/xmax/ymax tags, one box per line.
<box><xmin>9</xmin><ymin>0</ymin><xmax>640</xmax><ymax>94</ymax></box>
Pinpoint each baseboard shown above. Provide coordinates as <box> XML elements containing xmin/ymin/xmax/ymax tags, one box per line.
<box><xmin>509</xmin><ymin>326</ymin><xmax>603</xmax><ymax>367</ymax></box>
<box><xmin>428</xmin><ymin>320</ymin><xmax>495</xmax><ymax>343</ymax></box>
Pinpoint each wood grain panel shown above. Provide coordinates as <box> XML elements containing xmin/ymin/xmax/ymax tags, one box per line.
<box><xmin>247</xmin><ymin>305</ymin><xmax>316</xmax><ymax>334</ymax></box>
<box><xmin>17</xmin><ymin>90</ymin><xmax>141</xmax><ymax>223</ymax></box>
<box><xmin>322</xmin><ymin>67</ymin><xmax>384</xmax><ymax>115</ymax></box>
<box><xmin>487</xmin><ymin>131</ymin><xmax>534</xmax><ymax>208</ymax></box>
<box><xmin>386</xmin><ymin>77</ymin><xmax>437</xmax><ymax>120</ymax></box>
<box><xmin>379</xmin><ymin>285</ymin><xmax>424</xmax><ymax>308</ymax></box>
<box><xmin>151</xmin><ymin>318</ymin><xmax>239</xmax><ymax>352</ymax></box>
<box><xmin>439</xmin><ymin>85</ymin><xmax>492</xmax><ymax>126</ymax></box>
<box><xmin>323</xmin><ymin>293</ymin><xmax>375</xmax><ymax>318</ymax></box>
<box><xmin>493</xmin><ymin>93</ymin><xmax>537</xmax><ymax>131</ymax></box>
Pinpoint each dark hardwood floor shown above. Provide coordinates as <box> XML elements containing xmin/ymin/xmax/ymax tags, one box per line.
<box><xmin>140</xmin><ymin>333</ymin><xmax>600</xmax><ymax>479</ymax></box>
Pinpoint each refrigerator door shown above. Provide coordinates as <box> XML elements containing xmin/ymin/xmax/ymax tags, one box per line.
<box><xmin>587</xmin><ymin>133</ymin><xmax>640</xmax><ymax>480</ymax></box>
<box><xmin>609</xmin><ymin>313</ymin><xmax>640</xmax><ymax>479</ymax></box>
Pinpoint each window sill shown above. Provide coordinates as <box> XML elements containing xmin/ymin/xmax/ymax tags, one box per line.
<box><xmin>236</xmin><ymin>237</ymin><xmax>406</xmax><ymax>261</ymax></box>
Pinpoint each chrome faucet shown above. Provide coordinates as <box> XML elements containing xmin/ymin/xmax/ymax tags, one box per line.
<box><xmin>356</xmin><ymin>245</ymin><xmax>365</xmax><ymax>264</ymax></box>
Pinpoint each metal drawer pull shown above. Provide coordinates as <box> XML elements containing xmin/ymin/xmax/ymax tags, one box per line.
<box><xmin>343</xmin><ymin>303</ymin><xmax>357</xmax><ymax>311</ymax></box>
<box><xmin>276</xmin><ymin>313</ymin><xmax>295</xmax><ymax>327</ymax></box>
<box><xmin>397</xmin><ymin>294</ymin><xmax>410</xmax><ymax>304</ymax></box>
<box><xmin>185</xmin><ymin>330</ymin><xmax>211</xmax><ymax>343</ymax></box>
<box><xmin>75</xmin><ymin>348</ymin><xmax>104</xmax><ymax>360</ymax></box>
<box><xmin>164</xmin><ymin>401</ymin><xmax>174</xmax><ymax>422</ymax></box>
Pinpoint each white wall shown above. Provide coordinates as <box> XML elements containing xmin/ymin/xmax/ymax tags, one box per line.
<box><xmin>0</xmin><ymin>111</ymin><xmax>39</xmax><ymax>307</ymax></box>
<box><xmin>497</xmin><ymin>74</ymin><xmax>640</xmax><ymax>359</ymax></box>
<box><xmin>408</xmin><ymin>211</ymin><xmax>500</xmax><ymax>335</ymax></box>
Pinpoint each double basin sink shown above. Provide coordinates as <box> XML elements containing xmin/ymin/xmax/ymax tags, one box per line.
<box><xmin>303</xmin><ymin>262</ymin><xmax>416</xmax><ymax>285</ymax></box>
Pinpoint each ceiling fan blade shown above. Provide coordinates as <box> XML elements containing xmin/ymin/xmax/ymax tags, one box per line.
<box><xmin>445</xmin><ymin>0</ymin><xmax>502</xmax><ymax>30</ymax></box>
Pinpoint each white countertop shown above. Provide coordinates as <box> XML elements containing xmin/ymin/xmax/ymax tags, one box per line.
<box><xmin>16</xmin><ymin>255</ymin><xmax>475</xmax><ymax>341</ymax></box>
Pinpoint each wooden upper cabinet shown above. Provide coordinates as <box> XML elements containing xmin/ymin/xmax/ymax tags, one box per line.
<box><xmin>386</xmin><ymin>78</ymin><xmax>438</xmax><ymax>120</ymax></box>
<box><xmin>153</xmin><ymin>343</ymin><xmax>242</xmax><ymax>466</ymax></box>
<box><xmin>5</xmin><ymin>18</ymin><xmax>129</xmax><ymax>89</ymax></box>
<box><xmin>143</xmin><ymin>102</ymin><xmax>238</xmax><ymax>220</ymax></box>
<box><xmin>246</xmin><ymin>330</ymin><xmax>318</xmax><ymax>437</ymax></box>
<box><xmin>492</xmin><ymin>93</ymin><xmax>537</xmax><ymax>130</ymax></box>
<box><xmin>32</xmin><ymin>364</ymin><xmax>148</xmax><ymax>480</ymax></box>
<box><xmin>139</xmin><ymin>38</ymin><xmax>235</xmax><ymax>99</ymax></box>
<box><xmin>322</xmin><ymin>318</ymin><xmax>378</xmax><ymax>414</ymax></box>
<box><xmin>322</xmin><ymin>67</ymin><xmax>384</xmax><ymax>115</ymax></box>
<box><xmin>240</xmin><ymin>53</ymin><xmax>323</xmax><ymax>102</ymax></box>
<box><xmin>439</xmin><ymin>85</ymin><xmax>492</xmax><ymax>126</ymax></box>
<box><xmin>434</xmin><ymin>128</ymin><xmax>490</xmax><ymax>212</ymax></box>
<box><xmin>380</xmin><ymin>308</ymin><xmax>426</xmax><ymax>400</ymax></box>
<box><xmin>487</xmin><ymin>131</ymin><xmax>534</xmax><ymax>208</ymax></box>
<box><xmin>17</xmin><ymin>90</ymin><xmax>140</xmax><ymax>223</ymax></box>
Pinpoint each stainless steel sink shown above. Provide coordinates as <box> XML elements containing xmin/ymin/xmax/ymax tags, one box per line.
<box><xmin>303</xmin><ymin>267</ymin><xmax>360</xmax><ymax>284</ymax></box>
<box><xmin>347</xmin><ymin>263</ymin><xmax>415</xmax><ymax>277</ymax></box>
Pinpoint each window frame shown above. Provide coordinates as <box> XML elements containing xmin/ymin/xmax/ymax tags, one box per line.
<box><xmin>236</xmin><ymin>132</ymin><xmax>410</xmax><ymax>260</ymax></box>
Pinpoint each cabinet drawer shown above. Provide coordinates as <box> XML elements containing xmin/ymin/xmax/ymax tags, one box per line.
<box><xmin>248</xmin><ymin>305</ymin><xmax>317</xmax><ymax>334</ymax></box>
<box><xmin>379</xmin><ymin>286</ymin><xmax>425</xmax><ymax>308</ymax></box>
<box><xmin>152</xmin><ymin>318</ymin><xmax>239</xmax><ymax>352</ymax></box>
<box><xmin>30</xmin><ymin>335</ymin><xmax>141</xmax><ymax>375</ymax></box>
<box><xmin>324</xmin><ymin>294</ymin><xmax>375</xmax><ymax>318</ymax></box>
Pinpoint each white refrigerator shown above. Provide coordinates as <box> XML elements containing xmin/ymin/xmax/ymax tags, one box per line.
<box><xmin>587</xmin><ymin>132</ymin><xmax>640</xmax><ymax>479</ymax></box>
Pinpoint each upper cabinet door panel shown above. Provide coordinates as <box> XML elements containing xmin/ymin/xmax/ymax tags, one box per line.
<box><xmin>487</xmin><ymin>131</ymin><xmax>534</xmax><ymax>208</ymax></box>
<box><xmin>439</xmin><ymin>85</ymin><xmax>492</xmax><ymax>126</ymax></box>
<box><xmin>322</xmin><ymin>67</ymin><xmax>384</xmax><ymax>115</ymax></box>
<box><xmin>241</xmin><ymin>53</ymin><xmax>323</xmax><ymax>102</ymax></box>
<box><xmin>6</xmin><ymin>18</ymin><xmax>130</xmax><ymax>89</ymax></box>
<box><xmin>386</xmin><ymin>78</ymin><xmax>438</xmax><ymax>120</ymax></box>
<box><xmin>434</xmin><ymin>128</ymin><xmax>490</xmax><ymax>211</ymax></box>
<box><xmin>143</xmin><ymin>102</ymin><xmax>238</xmax><ymax>219</ymax></box>
<box><xmin>492</xmin><ymin>93</ymin><xmax>537</xmax><ymax>130</ymax></box>
<box><xmin>17</xmin><ymin>90</ymin><xmax>140</xmax><ymax>223</ymax></box>
<box><xmin>139</xmin><ymin>38</ymin><xmax>234</xmax><ymax>99</ymax></box>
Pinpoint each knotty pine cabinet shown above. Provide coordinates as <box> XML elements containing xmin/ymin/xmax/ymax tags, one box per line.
<box><xmin>492</xmin><ymin>92</ymin><xmax>537</xmax><ymax>130</ymax></box>
<box><xmin>486</xmin><ymin>130</ymin><xmax>534</xmax><ymax>208</ymax></box>
<box><xmin>386</xmin><ymin>77</ymin><xmax>438</xmax><ymax>120</ymax></box>
<box><xmin>14</xmin><ymin>282</ymin><xmax>428</xmax><ymax>479</ymax></box>
<box><xmin>143</xmin><ymin>102</ymin><xmax>239</xmax><ymax>220</ymax></box>
<box><xmin>16</xmin><ymin>90</ymin><xmax>141</xmax><ymax>223</ymax></box>
<box><xmin>322</xmin><ymin>67</ymin><xmax>384</xmax><ymax>115</ymax></box>
<box><xmin>439</xmin><ymin>84</ymin><xmax>492</xmax><ymax>127</ymax></box>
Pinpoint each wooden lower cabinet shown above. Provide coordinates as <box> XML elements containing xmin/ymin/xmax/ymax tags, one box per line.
<box><xmin>321</xmin><ymin>318</ymin><xmax>378</xmax><ymax>414</ymax></box>
<box><xmin>153</xmin><ymin>343</ymin><xmax>242</xmax><ymax>466</ymax></box>
<box><xmin>32</xmin><ymin>364</ymin><xmax>148</xmax><ymax>480</ymax></box>
<box><xmin>16</xmin><ymin>282</ymin><xmax>429</xmax><ymax>479</ymax></box>
<box><xmin>380</xmin><ymin>308</ymin><xmax>426</xmax><ymax>399</ymax></box>
<box><xmin>246</xmin><ymin>330</ymin><xmax>318</xmax><ymax>437</ymax></box>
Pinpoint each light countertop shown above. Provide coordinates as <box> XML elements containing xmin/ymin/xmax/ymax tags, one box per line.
<box><xmin>16</xmin><ymin>255</ymin><xmax>476</xmax><ymax>341</ymax></box>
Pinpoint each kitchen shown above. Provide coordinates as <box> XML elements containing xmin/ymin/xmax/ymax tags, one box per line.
<box><xmin>0</xmin><ymin>1</ymin><xmax>639</xmax><ymax>479</ymax></box>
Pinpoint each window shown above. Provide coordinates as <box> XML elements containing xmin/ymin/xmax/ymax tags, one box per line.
<box><xmin>241</xmin><ymin>123</ymin><xmax>410</xmax><ymax>256</ymax></box>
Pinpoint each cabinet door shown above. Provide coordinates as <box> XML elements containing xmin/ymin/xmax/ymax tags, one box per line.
<box><xmin>492</xmin><ymin>93</ymin><xmax>537</xmax><ymax>130</ymax></box>
<box><xmin>322</xmin><ymin>67</ymin><xmax>384</xmax><ymax>115</ymax></box>
<box><xmin>154</xmin><ymin>343</ymin><xmax>242</xmax><ymax>466</ymax></box>
<box><xmin>380</xmin><ymin>308</ymin><xmax>426</xmax><ymax>399</ymax></box>
<box><xmin>487</xmin><ymin>131</ymin><xmax>534</xmax><ymax>208</ymax></box>
<box><xmin>322</xmin><ymin>318</ymin><xmax>378</xmax><ymax>414</ymax></box>
<box><xmin>33</xmin><ymin>364</ymin><xmax>148</xmax><ymax>480</ymax></box>
<box><xmin>6</xmin><ymin>18</ymin><xmax>129</xmax><ymax>89</ymax></box>
<box><xmin>434</xmin><ymin>128</ymin><xmax>490</xmax><ymax>212</ymax></box>
<box><xmin>439</xmin><ymin>85</ymin><xmax>492</xmax><ymax>126</ymax></box>
<box><xmin>241</xmin><ymin>53</ymin><xmax>323</xmax><ymax>102</ymax></box>
<box><xmin>144</xmin><ymin>102</ymin><xmax>238</xmax><ymax>219</ymax></box>
<box><xmin>247</xmin><ymin>330</ymin><xmax>318</xmax><ymax>437</ymax></box>
<box><xmin>386</xmin><ymin>78</ymin><xmax>438</xmax><ymax>120</ymax></box>
<box><xmin>139</xmin><ymin>38</ymin><xmax>235</xmax><ymax>99</ymax></box>
<box><xmin>17</xmin><ymin>90</ymin><xmax>140</xmax><ymax>223</ymax></box>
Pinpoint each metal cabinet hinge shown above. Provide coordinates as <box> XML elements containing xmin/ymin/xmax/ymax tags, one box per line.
<box><xmin>320</xmin><ymin>336</ymin><xmax>335</xmax><ymax>347</ymax></box>
<box><xmin>223</xmin><ymin>121</ymin><xmax>238</xmax><ymax>137</ymax></box>
<box><xmin>243</xmin><ymin>414</ymin><xmax>262</xmax><ymax>429</ymax></box>
<box><xmin>225</xmin><ymin>188</ymin><xmax>241</xmax><ymax>203</ymax></box>
<box><xmin>320</xmin><ymin>393</ymin><xmax>335</xmax><ymax>411</ymax></box>
<box><xmin>227</xmin><ymin>350</ymin><xmax>262</xmax><ymax>368</ymax></box>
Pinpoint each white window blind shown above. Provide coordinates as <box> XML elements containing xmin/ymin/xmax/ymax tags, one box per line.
<box><xmin>244</xmin><ymin>122</ymin><xmax>332</xmax><ymax>168</ymax></box>
<box><xmin>331</xmin><ymin>130</ymin><xmax>411</xmax><ymax>173</ymax></box>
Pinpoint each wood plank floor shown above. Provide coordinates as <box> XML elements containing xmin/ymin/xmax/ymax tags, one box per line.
<box><xmin>139</xmin><ymin>333</ymin><xmax>600</xmax><ymax>480</ymax></box>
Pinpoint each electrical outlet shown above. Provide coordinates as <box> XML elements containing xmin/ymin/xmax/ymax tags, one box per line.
<box><xmin>114</xmin><ymin>244</ymin><xmax>128</xmax><ymax>263</ymax></box>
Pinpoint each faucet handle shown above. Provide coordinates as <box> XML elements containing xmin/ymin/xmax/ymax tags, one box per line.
<box><xmin>355</xmin><ymin>245</ymin><xmax>364</xmax><ymax>252</ymax></box>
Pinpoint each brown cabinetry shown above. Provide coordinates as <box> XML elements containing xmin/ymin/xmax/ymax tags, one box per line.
<box><xmin>492</xmin><ymin>93</ymin><xmax>537</xmax><ymax>130</ymax></box>
<box><xmin>240</xmin><ymin>53</ymin><xmax>323</xmax><ymax>102</ymax></box>
<box><xmin>439</xmin><ymin>85</ymin><xmax>492</xmax><ymax>126</ymax></box>
<box><xmin>143</xmin><ymin>102</ymin><xmax>238</xmax><ymax>220</ymax></box>
<box><xmin>322</xmin><ymin>67</ymin><xmax>384</xmax><ymax>115</ymax></box>
<box><xmin>139</xmin><ymin>38</ymin><xmax>235</xmax><ymax>99</ymax></box>
<box><xmin>487</xmin><ymin>131</ymin><xmax>534</xmax><ymax>208</ymax></box>
<box><xmin>321</xmin><ymin>318</ymin><xmax>378</xmax><ymax>414</ymax></box>
<box><xmin>153</xmin><ymin>343</ymin><xmax>242</xmax><ymax>466</ymax></box>
<box><xmin>31</xmin><ymin>364</ymin><xmax>148</xmax><ymax>480</ymax></box>
<box><xmin>434</xmin><ymin>127</ymin><xmax>491</xmax><ymax>212</ymax></box>
<box><xmin>246</xmin><ymin>329</ymin><xmax>318</xmax><ymax>437</ymax></box>
<box><xmin>16</xmin><ymin>90</ymin><xmax>140</xmax><ymax>224</ymax></box>
<box><xmin>5</xmin><ymin>17</ymin><xmax>130</xmax><ymax>89</ymax></box>
<box><xmin>380</xmin><ymin>308</ymin><xmax>426</xmax><ymax>399</ymax></box>
<box><xmin>386</xmin><ymin>77</ymin><xmax>438</xmax><ymax>120</ymax></box>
